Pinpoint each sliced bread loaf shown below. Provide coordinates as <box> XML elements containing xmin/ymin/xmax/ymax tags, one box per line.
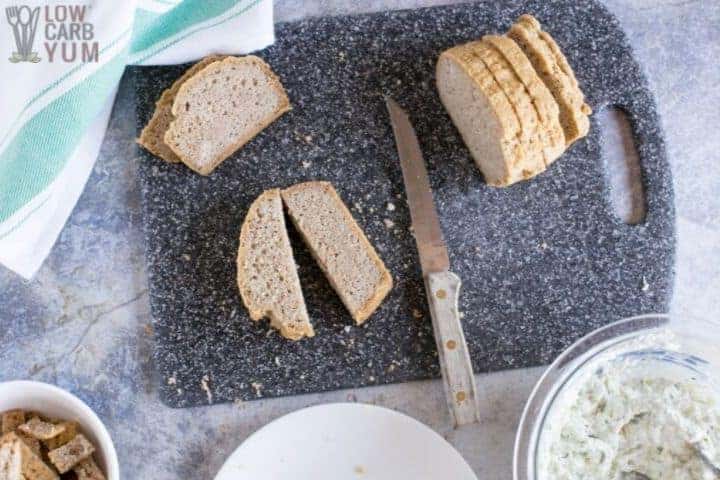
<box><xmin>237</xmin><ymin>189</ymin><xmax>314</xmax><ymax>340</ymax></box>
<box><xmin>508</xmin><ymin>15</ymin><xmax>591</xmax><ymax>146</ymax></box>
<box><xmin>165</xmin><ymin>56</ymin><xmax>291</xmax><ymax>175</ymax></box>
<box><xmin>281</xmin><ymin>182</ymin><xmax>392</xmax><ymax>324</ymax></box>
<box><xmin>437</xmin><ymin>43</ymin><xmax>540</xmax><ymax>186</ymax></box>
<box><xmin>483</xmin><ymin>35</ymin><xmax>565</xmax><ymax>165</ymax></box>
<box><xmin>137</xmin><ymin>55</ymin><xmax>225</xmax><ymax>163</ymax></box>
<box><xmin>470</xmin><ymin>40</ymin><xmax>546</xmax><ymax>176</ymax></box>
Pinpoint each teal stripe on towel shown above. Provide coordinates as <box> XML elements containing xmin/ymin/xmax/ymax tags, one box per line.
<box><xmin>131</xmin><ymin>0</ymin><xmax>263</xmax><ymax>64</ymax></box>
<box><xmin>130</xmin><ymin>0</ymin><xmax>242</xmax><ymax>54</ymax></box>
<box><xmin>0</xmin><ymin>53</ymin><xmax>127</xmax><ymax>223</ymax></box>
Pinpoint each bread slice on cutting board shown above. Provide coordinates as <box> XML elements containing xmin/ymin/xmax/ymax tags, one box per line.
<box><xmin>469</xmin><ymin>39</ymin><xmax>547</xmax><ymax>177</ymax></box>
<box><xmin>508</xmin><ymin>15</ymin><xmax>591</xmax><ymax>146</ymax></box>
<box><xmin>483</xmin><ymin>34</ymin><xmax>565</xmax><ymax>165</ymax></box>
<box><xmin>281</xmin><ymin>182</ymin><xmax>392</xmax><ymax>324</ymax></box>
<box><xmin>163</xmin><ymin>55</ymin><xmax>291</xmax><ymax>175</ymax></box>
<box><xmin>137</xmin><ymin>55</ymin><xmax>225</xmax><ymax>163</ymax></box>
<box><xmin>436</xmin><ymin>43</ymin><xmax>540</xmax><ymax>186</ymax></box>
<box><xmin>437</xmin><ymin>14</ymin><xmax>591</xmax><ymax>186</ymax></box>
<box><xmin>237</xmin><ymin>189</ymin><xmax>314</xmax><ymax>340</ymax></box>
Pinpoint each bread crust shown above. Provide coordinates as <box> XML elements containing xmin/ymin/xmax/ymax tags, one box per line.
<box><xmin>165</xmin><ymin>55</ymin><xmax>291</xmax><ymax>175</ymax></box>
<box><xmin>470</xmin><ymin>40</ymin><xmax>547</xmax><ymax>178</ymax></box>
<box><xmin>281</xmin><ymin>181</ymin><xmax>392</xmax><ymax>324</ymax></box>
<box><xmin>439</xmin><ymin>45</ymin><xmax>528</xmax><ymax>186</ymax></box>
<box><xmin>483</xmin><ymin>34</ymin><xmax>565</xmax><ymax>165</ymax></box>
<box><xmin>237</xmin><ymin>189</ymin><xmax>314</xmax><ymax>340</ymax></box>
<box><xmin>508</xmin><ymin>16</ymin><xmax>591</xmax><ymax>145</ymax></box>
<box><xmin>137</xmin><ymin>54</ymin><xmax>226</xmax><ymax>163</ymax></box>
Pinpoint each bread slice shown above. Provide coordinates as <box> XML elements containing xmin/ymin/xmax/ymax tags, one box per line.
<box><xmin>42</xmin><ymin>422</ymin><xmax>78</xmax><ymax>451</ymax></box>
<box><xmin>437</xmin><ymin>44</ymin><xmax>539</xmax><ymax>186</ymax></box>
<box><xmin>137</xmin><ymin>55</ymin><xmax>225</xmax><ymax>163</ymax></box>
<box><xmin>165</xmin><ymin>55</ymin><xmax>291</xmax><ymax>175</ymax></box>
<box><xmin>281</xmin><ymin>182</ymin><xmax>392</xmax><ymax>324</ymax></box>
<box><xmin>17</xmin><ymin>417</ymin><xmax>66</xmax><ymax>441</ymax></box>
<box><xmin>1</xmin><ymin>411</ymin><xmax>24</xmax><ymax>435</ymax></box>
<box><xmin>470</xmin><ymin>40</ymin><xmax>546</xmax><ymax>176</ymax></box>
<box><xmin>508</xmin><ymin>15</ymin><xmax>591</xmax><ymax>146</ymax></box>
<box><xmin>1</xmin><ymin>433</ymin><xmax>58</xmax><ymax>480</ymax></box>
<box><xmin>47</xmin><ymin>434</ymin><xmax>94</xmax><ymax>474</ymax></box>
<box><xmin>73</xmin><ymin>458</ymin><xmax>106</xmax><ymax>480</ymax></box>
<box><xmin>237</xmin><ymin>189</ymin><xmax>314</xmax><ymax>340</ymax></box>
<box><xmin>483</xmin><ymin>35</ymin><xmax>565</xmax><ymax>165</ymax></box>
<box><xmin>0</xmin><ymin>439</ymin><xmax>21</xmax><ymax>480</ymax></box>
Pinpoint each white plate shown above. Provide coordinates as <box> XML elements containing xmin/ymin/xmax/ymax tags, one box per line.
<box><xmin>215</xmin><ymin>403</ymin><xmax>477</xmax><ymax>480</ymax></box>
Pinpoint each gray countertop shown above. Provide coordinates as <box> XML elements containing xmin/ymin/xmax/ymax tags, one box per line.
<box><xmin>1</xmin><ymin>1</ymin><xmax>719</xmax><ymax>478</ymax></box>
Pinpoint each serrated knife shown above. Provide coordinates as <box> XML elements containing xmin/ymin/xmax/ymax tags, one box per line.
<box><xmin>385</xmin><ymin>97</ymin><xmax>480</xmax><ymax>427</ymax></box>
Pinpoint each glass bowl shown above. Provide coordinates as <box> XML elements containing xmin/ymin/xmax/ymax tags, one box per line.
<box><xmin>513</xmin><ymin>313</ymin><xmax>720</xmax><ymax>480</ymax></box>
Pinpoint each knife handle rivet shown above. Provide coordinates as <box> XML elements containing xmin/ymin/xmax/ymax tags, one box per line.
<box><xmin>446</xmin><ymin>340</ymin><xmax>457</xmax><ymax>350</ymax></box>
<box><xmin>435</xmin><ymin>289</ymin><xmax>447</xmax><ymax>299</ymax></box>
<box><xmin>456</xmin><ymin>391</ymin><xmax>466</xmax><ymax>403</ymax></box>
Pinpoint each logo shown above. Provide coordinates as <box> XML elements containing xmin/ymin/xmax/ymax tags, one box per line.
<box><xmin>5</xmin><ymin>5</ymin><xmax>40</xmax><ymax>63</ymax></box>
<box><xmin>6</xmin><ymin>4</ymin><xmax>98</xmax><ymax>64</ymax></box>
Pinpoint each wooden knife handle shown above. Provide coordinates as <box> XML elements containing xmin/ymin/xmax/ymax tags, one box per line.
<box><xmin>425</xmin><ymin>270</ymin><xmax>480</xmax><ymax>427</ymax></box>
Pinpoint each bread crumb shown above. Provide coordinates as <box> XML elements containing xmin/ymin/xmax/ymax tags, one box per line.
<box><xmin>304</xmin><ymin>135</ymin><xmax>313</xmax><ymax>144</ymax></box>
<box><xmin>167</xmin><ymin>374</ymin><xmax>177</xmax><ymax>385</ymax></box>
<box><xmin>412</xmin><ymin>308</ymin><xmax>423</xmax><ymax>319</ymax></box>
<box><xmin>383</xmin><ymin>219</ymin><xmax>395</xmax><ymax>229</ymax></box>
<box><xmin>251</xmin><ymin>382</ymin><xmax>263</xmax><ymax>397</ymax></box>
<box><xmin>641</xmin><ymin>276</ymin><xmax>650</xmax><ymax>292</ymax></box>
<box><xmin>200</xmin><ymin>375</ymin><xmax>213</xmax><ymax>404</ymax></box>
<box><xmin>274</xmin><ymin>356</ymin><xmax>281</xmax><ymax>367</ymax></box>
<box><xmin>540</xmin><ymin>241</ymin><xmax>548</xmax><ymax>250</ymax></box>
<box><xmin>343</xmin><ymin>325</ymin><xmax>351</xmax><ymax>333</ymax></box>
<box><xmin>386</xmin><ymin>202</ymin><xmax>396</xmax><ymax>211</ymax></box>
<box><xmin>181</xmin><ymin>253</ymin><xmax>191</xmax><ymax>261</ymax></box>
<box><xmin>302</xmin><ymin>160</ymin><xmax>312</xmax><ymax>168</ymax></box>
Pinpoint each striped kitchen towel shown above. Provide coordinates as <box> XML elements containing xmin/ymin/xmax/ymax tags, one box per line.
<box><xmin>0</xmin><ymin>0</ymin><xmax>274</xmax><ymax>278</ymax></box>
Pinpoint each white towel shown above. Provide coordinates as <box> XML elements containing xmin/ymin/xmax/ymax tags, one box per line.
<box><xmin>0</xmin><ymin>0</ymin><xmax>275</xmax><ymax>278</ymax></box>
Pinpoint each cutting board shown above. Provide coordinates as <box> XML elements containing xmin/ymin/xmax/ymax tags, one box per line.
<box><xmin>133</xmin><ymin>0</ymin><xmax>675</xmax><ymax>407</ymax></box>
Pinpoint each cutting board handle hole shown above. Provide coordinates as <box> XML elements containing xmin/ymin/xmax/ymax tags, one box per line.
<box><xmin>598</xmin><ymin>105</ymin><xmax>646</xmax><ymax>224</ymax></box>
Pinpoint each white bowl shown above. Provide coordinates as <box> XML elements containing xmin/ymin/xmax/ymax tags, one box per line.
<box><xmin>0</xmin><ymin>380</ymin><xmax>119</xmax><ymax>480</ymax></box>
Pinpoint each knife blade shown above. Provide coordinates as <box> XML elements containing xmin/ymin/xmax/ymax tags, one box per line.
<box><xmin>385</xmin><ymin>97</ymin><xmax>450</xmax><ymax>275</ymax></box>
<box><xmin>385</xmin><ymin>97</ymin><xmax>480</xmax><ymax>427</ymax></box>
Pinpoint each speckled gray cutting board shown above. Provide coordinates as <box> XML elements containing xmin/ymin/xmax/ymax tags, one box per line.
<box><xmin>133</xmin><ymin>0</ymin><xmax>675</xmax><ymax>408</ymax></box>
